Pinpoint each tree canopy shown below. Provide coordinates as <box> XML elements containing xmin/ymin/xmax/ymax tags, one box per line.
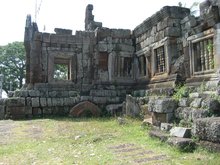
<box><xmin>0</xmin><ymin>42</ymin><xmax>25</xmax><ymax>92</ymax></box>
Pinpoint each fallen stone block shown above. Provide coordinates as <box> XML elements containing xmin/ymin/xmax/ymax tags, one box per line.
<box><xmin>167</xmin><ymin>137</ymin><xmax>196</xmax><ymax>152</ymax></box>
<box><xmin>152</xmin><ymin>112</ymin><xmax>174</xmax><ymax>126</ymax></box>
<box><xmin>192</xmin><ymin>117</ymin><xmax>220</xmax><ymax>143</ymax></box>
<box><xmin>143</xmin><ymin>118</ymin><xmax>153</xmax><ymax>126</ymax></box>
<box><xmin>170</xmin><ymin>127</ymin><xmax>191</xmax><ymax>138</ymax></box>
<box><xmin>149</xmin><ymin>130</ymin><xmax>170</xmax><ymax>142</ymax></box>
<box><xmin>148</xmin><ymin>98</ymin><xmax>177</xmax><ymax>113</ymax></box>
<box><xmin>161</xmin><ymin>123</ymin><xmax>173</xmax><ymax>132</ymax></box>
<box><xmin>201</xmin><ymin>98</ymin><xmax>220</xmax><ymax>114</ymax></box>
<box><xmin>106</xmin><ymin>104</ymin><xmax>122</xmax><ymax>115</ymax></box>
<box><xmin>198</xmin><ymin>140</ymin><xmax>220</xmax><ymax>152</ymax></box>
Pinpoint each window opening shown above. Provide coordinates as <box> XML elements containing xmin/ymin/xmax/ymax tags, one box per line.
<box><xmin>155</xmin><ymin>46</ymin><xmax>166</xmax><ymax>74</ymax></box>
<box><xmin>193</xmin><ymin>37</ymin><xmax>214</xmax><ymax>72</ymax></box>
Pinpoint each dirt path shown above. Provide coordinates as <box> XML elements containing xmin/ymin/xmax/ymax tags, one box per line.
<box><xmin>109</xmin><ymin>143</ymin><xmax>168</xmax><ymax>164</ymax></box>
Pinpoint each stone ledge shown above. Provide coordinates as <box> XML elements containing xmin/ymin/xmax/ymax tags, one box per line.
<box><xmin>149</xmin><ymin>129</ymin><xmax>196</xmax><ymax>152</ymax></box>
<box><xmin>149</xmin><ymin>130</ymin><xmax>170</xmax><ymax>142</ymax></box>
<box><xmin>198</xmin><ymin>140</ymin><xmax>220</xmax><ymax>152</ymax></box>
<box><xmin>192</xmin><ymin>117</ymin><xmax>220</xmax><ymax>143</ymax></box>
<box><xmin>167</xmin><ymin>137</ymin><xmax>196</xmax><ymax>152</ymax></box>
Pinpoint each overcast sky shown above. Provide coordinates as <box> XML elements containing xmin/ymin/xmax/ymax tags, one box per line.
<box><xmin>0</xmin><ymin>0</ymin><xmax>203</xmax><ymax>46</ymax></box>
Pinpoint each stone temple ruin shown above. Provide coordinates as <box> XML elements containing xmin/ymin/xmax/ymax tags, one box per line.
<box><xmin>0</xmin><ymin>0</ymin><xmax>220</xmax><ymax>145</ymax></box>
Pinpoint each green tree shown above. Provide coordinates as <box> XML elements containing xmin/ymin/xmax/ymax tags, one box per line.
<box><xmin>0</xmin><ymin>42</ymin><xmax>25</xmax><ymax>92</ymax></box>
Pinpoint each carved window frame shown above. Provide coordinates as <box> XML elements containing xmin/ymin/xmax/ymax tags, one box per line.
<box><xmin>115</xmin><ymin>56</ymin><xmax>132</xmax><ymax>78</ymax></box>
<box><xmin>154</xmin><ymin>46</ymin><xmax>166</xmax><ymax>74</ymax></box>
<box><xmin>152</xmin><ymin>44</ymin><xmax>167</xmax><ymax>77</ymax></box>
<box><xmin>188</xmin><ymin>29</ymin><xmax>215</xmax><ymax>76</ymax></box>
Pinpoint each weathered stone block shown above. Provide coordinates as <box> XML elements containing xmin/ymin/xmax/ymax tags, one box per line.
<box><xmin>52</xmin><ymin>98</ymin><xmax>64</xmax><ymax>107</ymax></box>
<box><xmin>106</xmin><ymin>104</ymin><xmax>122</xmax><ymax>115</ymax></box>
<box><xmin>167</xmin><ymin>137</ymin><xmax>196</xmax><ymax>152</ymax></box>
<box><xmin>62</xmin><ymin>91</ymin><xmax>69</xmax><ymax>97</ymax></box>
<box><xmin>175</xmin><ymin>107</ymin><xmax>188</xmax><ymax>120</ymax></box>
<box><xmin>192</xmin><ymin>117</ymin><xmax>220</xmax><ymax>143</ymax></box>
<box><xmin>0</xmin><ymin>105</ymin><xmax>5</xmax><ymax>119</ymax></box>
<box><xmin>6</xmin><ymin>98</ymin><xmax>25</xmax><ymax>107</ymax></box>
<box><xmin>0</xmin><ymin>99</ymin><xmax>6</xmax><ymax>105</ymax></box>
<box><xmin>161</xmin><ymin>123</ymin><xmax>173</xmax><ymax>131</ymax></box>
<box><xmin>152</xmin><ymin>112</ymin><xmax>174</xmax><ymax>126</ymax></box>
<box><xmin>201</xmin><ymin>98</ymin><xmax>220</xmax><ymax>113</ymax></box>
<box><xmin>64</xmin><ymin>97</ymin><xmax>76</xmax><ymax>106</ymax></box>
<box><xmin>190</xmin><ymin>98</ymin><xmax>203</xmax><ymax>108</ymax></box>
<box><xmin>29</xmin><ymin>90</ymin><xmax>40</xmax><ymax>97</ymax></box>
<box><xmin>47</xmin><ymin>98</ymin><xmax>52</xmax><ymax>107</ymax></box>
<box><xmin>40</xmin><ymin>90</ymin><xmax>48</xmax><ymax>97</ymax></box>
<box><xmin>26</xmin><ymin>97</ymin><xmax>32</xmax><ymax>106</ymax></box>
<box><xmin>125</xmin><ymin>95</ymin><xmax>140</xmax><ymax>117</ymax></box>
<box><xmin>14</xmin><ymin>90</ymin><xmax>28</xmax><ymax>97</ymax></box>
<box><xmin>175</xmin><ymin>107</ymin><xmax>209</xmax><ymax>121</ymax></box>
<box><xmin>149</xmin><ymin>130</ymin><xmax>170</xmax><ymax>142</ymax></box>
<box><xmin>92</xmin><ymin>97</ymin><xmax>107</xmax><ymax>104</ymax></box>
<box><xmin>107</xmin><ymin>97</ymin><xmax>120</xmax><ymax>103</ymax></box>
<box><xmin>7</xmin><ymin>106</ymin><xmax>25</xmax><ymax>119</ymax></box>
<box><xmin>178</xmin><ymin>98</ymin><xmax>191</xmax><ymax>107</ymax></box>
<box><xmin>189</xmin><ymin>92</ymin><xmax>200</xmax><ymax>98</ymax></box>
<box><xmin>32</xmin><ymin>107</ymin><xmax>42</xmax><ymax>117</ymax></box>
<box><xmin>148</xmin><ymin>98</ymin><xmax>177</xmax><ymax>113</ymax></box>
<box><xmin>81</xmin><ymin>96</ymin><xmax>92</xmax><ymax>102</ymax></box>
<box><xmin>191</xmin><ymin>109</ymin><xmax>209</xmax><ymax>121</ymax></box>
<box><xmin>49</xmin><ymin>91</ymin><xmax>57</xmax><ymax>97</ymax></box>
<box><xmin>25</xmin><ymin>106</ymin><xmax>32</xmax><ymax>116</ymax></box>
<box><xmin>165</xmin><ymin>27</ymin><xmax>180</xmax><ymax>37</ymax></box>
<box><xmin>40</xmin><ymin>98</ymin><xmax>47</xmax><ymax>107</ymax></box>
<box><xmin>43</xmin><ymin>107</ymin><xmax>52</xmax><ymax>115</ymax></box>
<box><xmin>170</xmin><ymin>127</ymin><xmax>191</xmax><ymax>138</ymax></box>
<box><xmin>98</xmin><ymin>42</ymin><xmax>108</xmax><ymax>52</ymax></box>
<box><xmin>31</xmin><ymin>98</ymin><xmax>40</xmax><ymax>107</ymax></box>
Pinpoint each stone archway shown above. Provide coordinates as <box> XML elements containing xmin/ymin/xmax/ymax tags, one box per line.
<box><xmin>69</xmin><ymin>101</ymin><xmax>101</xmax><ymax>117</ymax></box>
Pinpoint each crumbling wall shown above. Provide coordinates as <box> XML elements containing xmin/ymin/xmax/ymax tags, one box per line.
<box><xmin>133</xmin><ymin>6</ymin><xmax>190</xmax><ymax>88</ymax></box>
<box><xmin>2</xmin><ymin>1</ymin><xmax>220</xmax><ymax>121</ymax></box>
<box><xmin>94</xmin><ymin>28</ymin><xmax>135</xmax><ymax>83</ymax></box>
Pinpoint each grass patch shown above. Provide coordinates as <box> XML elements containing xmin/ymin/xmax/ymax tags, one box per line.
<box><xmin>0</xmin><ymin>117</ymin><xmax>219</xmax><ymax>164</ymax></box>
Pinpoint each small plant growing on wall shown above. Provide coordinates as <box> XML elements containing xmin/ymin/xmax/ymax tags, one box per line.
<box><xmin>172</xmin><ymin>85</ymin><xmax>189</xmax><ymax>101</ymax></box>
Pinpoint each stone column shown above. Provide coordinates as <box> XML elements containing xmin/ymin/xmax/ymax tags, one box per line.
<box><xmin>215</xmin><ymin>25</ymin><xmax>220</xmax><ymax>67</ymax></box>
<box><xmin>0</xmin><ymin>74</ymin><xmax>3</xmax><ymax>98</ymax></box>
<box><xmin>30</xmin><ymin>33</ymin><xmax>43</xmax><ymax>83</ymax></box>
<box><xmin>215</xmin><ymin>24</ymin><xmax>220</xmax><ymax>81</ymax></box>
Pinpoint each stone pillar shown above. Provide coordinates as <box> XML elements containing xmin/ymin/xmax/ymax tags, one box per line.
<box><xmin>0</xmin><ymin>74</ymin><xmax>3</xmax><ymax>98</ymax></box>
<box><xmin>30</xmin><ymin>33</ymin><xmax>43</xmax><ymax>83</ymax></box>
<box><xmin>215</xmin><ymin>24</ymin><xmax>220</xmax><ymax>81</ymax></box>
<box><xmin>215</xmin><ymin>24</ymin><xmax>220</xmax><ymax>67</ymax></box>
<box><xmin>85</xmin><ymin>4</ymin><xmax>94</xmax><ymax>31</ymax></box>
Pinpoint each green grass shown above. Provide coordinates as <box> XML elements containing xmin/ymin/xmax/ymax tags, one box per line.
<box><xmin>0</xmin><ymin>118</ymin><xmax>219</xmax><ymax>165</ymax></box>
